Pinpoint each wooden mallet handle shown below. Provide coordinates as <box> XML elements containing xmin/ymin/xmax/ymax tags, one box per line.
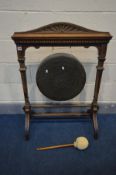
<box><xmin>36</xmin><ymin>143</ymin><xmax>73</xmax><ymax>151</ymax></box>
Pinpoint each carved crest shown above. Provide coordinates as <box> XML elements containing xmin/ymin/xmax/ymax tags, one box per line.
<box><xmin>12</xmin><ymin>22</ymin><xmax>112</xmax><ymax>46</ymax></box>
<box><xmin>23</xmin><ymin>22</ymin><xmax>99</xmax><ymax>33</ymax></box>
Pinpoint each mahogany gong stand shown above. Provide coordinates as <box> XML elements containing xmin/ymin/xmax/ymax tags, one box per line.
<box><xmin>12</xmin><ymin>22</ymin><xmax>112</xmax><ymax>140</ymax></box>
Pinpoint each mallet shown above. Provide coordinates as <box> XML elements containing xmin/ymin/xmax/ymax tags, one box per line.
<box><xmin>36</xmin><ymin>136</ymin><xmax>89</xmax><ymax>151</ymax></box>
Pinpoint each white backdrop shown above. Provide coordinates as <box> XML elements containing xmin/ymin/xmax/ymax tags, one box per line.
<box><xmin>0</xmin><ymin>0</ymin><xmax>116</xmax><ymax>103</ymax></box>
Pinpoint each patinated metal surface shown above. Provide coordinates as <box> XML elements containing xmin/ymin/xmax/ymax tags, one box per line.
<box><xmin>36</xmin><ymin>53</ymin><xmax>86</xmax><ymax>101</ymax></box>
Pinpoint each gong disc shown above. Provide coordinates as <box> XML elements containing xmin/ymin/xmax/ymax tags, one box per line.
<box><xmin>36</xmin><ymin>53</ymin><xmax>86</xmax><ymax>101</ymax></box>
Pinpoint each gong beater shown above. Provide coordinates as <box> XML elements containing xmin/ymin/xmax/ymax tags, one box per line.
<box><xmin>36</xmin><ymin>53</ymin><xmax>86</xmax><ymax>101</ymax></box>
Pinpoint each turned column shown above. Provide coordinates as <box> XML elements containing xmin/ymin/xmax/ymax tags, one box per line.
<box><xmin>17</xmin><ymin>46</ymin><xmax>31</xmax><ymax>140</ymax></box>
<box><xmin>91</xmin><ymin>44</ymin><xmax>107</xmax><ymax>139</ymax></box>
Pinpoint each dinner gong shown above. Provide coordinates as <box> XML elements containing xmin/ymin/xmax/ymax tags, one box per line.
<box><xmin>12</xmin><ymin>22</ymin><xmax>112</xmax><ymax>140</ymax></box>
<box><xmin>36</xmin><ymin>53</ymin><xmax>86</xmax><ymax>101</ymax></box>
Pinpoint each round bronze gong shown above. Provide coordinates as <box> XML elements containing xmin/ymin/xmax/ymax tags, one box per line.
<box><xmin>36</xmin><ymin>53</ymin><xmax>86</xmax><ymax>101</ymax></box>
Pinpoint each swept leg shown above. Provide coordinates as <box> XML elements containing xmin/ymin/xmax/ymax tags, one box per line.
<box><xmin>25</xmin><ymin>112</ymin><xmax>30</xmax><ymax>140</ymax></box>
<box><xmin>23</xmin><ymin>105</ymin><xmax>31</xmax><ymax>140</ymax></box>
<box><xmin>92</xmin><ymin>111</ymin><xmax>98</xmax><ymax>139</ymax></box>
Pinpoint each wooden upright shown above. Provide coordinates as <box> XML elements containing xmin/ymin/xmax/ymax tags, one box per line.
<box><xmin>12</xmin><ymin>22</ymin><xmax>112</xmax><ymax>140</ymax></box>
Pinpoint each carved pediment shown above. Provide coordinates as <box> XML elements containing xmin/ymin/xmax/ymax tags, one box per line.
<box><xmin>22</xmin><ymin>22</ymin><xmax>100</xmax><ymax>34</ymax></box>
<box><xmin>12</xmin><ymin>22</ymin><xmax>112</xmax><ymax>46</ymax></box>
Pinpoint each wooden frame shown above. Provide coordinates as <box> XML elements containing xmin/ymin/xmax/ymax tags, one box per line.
<box><xmin>12</xmin><ymin>22</ymin><xmax>112</xmax><ymax>140</ymax></box>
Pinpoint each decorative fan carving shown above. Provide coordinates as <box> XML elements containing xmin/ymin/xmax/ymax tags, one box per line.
<box><xmin>23</xmin><ymin>22</ymin><xmax>100</xmax><ymax>34</ymax></box>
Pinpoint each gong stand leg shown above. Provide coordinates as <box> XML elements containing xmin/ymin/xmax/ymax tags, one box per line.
<box><xmin>91</xmin><ymin>44</ymin><xmax>107</xmax><ymax>139</ymax></box>
<box><xmin>23</xmin><ymin>105</ymin><xmax>31</xmax><ymax>140</ymax></box>
<box><xmin>17</xmin><ymin>46</ymin><xmax>31</xmax><ymax>140</ymax></box>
